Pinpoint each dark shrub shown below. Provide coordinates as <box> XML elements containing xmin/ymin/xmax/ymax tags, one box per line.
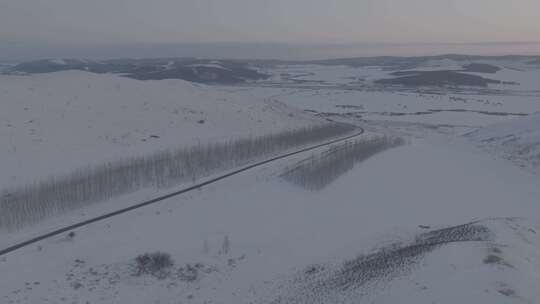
<box><xmin>135</xmin><ymin>252</ymin><xmax>174</xmax><ymax>278</ymax></box>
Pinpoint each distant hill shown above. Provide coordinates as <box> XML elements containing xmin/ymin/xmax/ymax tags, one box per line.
<box><xmin>6</xmin><ymin>58</ymin><xmax>269</xmax><ymax>84</ymax></box>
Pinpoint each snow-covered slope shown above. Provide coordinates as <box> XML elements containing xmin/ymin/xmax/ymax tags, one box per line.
<box><xmin>0</xmin><ymin>71</ymin><xmax>320</xmax><ymax>188</ymax></box>
<box><xmin>467</xmin><ymin>112</ymin><xmax>540</xmax><ymax>171</ymax></box>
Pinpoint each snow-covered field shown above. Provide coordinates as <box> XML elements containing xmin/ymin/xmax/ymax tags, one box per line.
<box><xmin>247</xmin><ymin>57</ymin><xmax>540</xmax><ymax>127</ymax></box>
<box><xmin>2</xmin><ymin>133</ymin><xmax>540</xmax><ymax>304</ymax></box>
<box><xmin>467</xmin><ymin>112</ymin><xmax>540</xmax><ymax>172</ymax></box>
<box><xmin>2</xmin><ymin>56</ymin><xmax>540</xmax><ymax>303</ymax></box>
<box><xmin>0</xmin><ymin>71</ymin><xmax>321</xmax><ymax>188</ymax></box>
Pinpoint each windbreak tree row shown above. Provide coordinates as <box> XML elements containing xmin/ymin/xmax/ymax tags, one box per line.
<box><xmin>281</xmin><ymin>136</ymin><xmax>405</xmax><ymax>191</ymax></box>
<box><xmin>0</xmin><ymin>123</ymin><xmax>356</xmax><ymax>231</ymax></box>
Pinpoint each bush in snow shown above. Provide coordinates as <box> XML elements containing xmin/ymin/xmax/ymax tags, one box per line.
<box><xmin>134</xmin><ymin>252</ymin><xmax>174</xmax><ymax>278</ymax></box>
<box><xmin>0</xmin><ymin>123</ymin><xmax>356</xmax><ymax>231</ymax></box>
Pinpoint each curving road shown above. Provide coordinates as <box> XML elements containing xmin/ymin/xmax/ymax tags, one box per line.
<box><xmin>0</xmin><ymin>127</ymin><xmax>364</xmax><ymax>257</ymax></box>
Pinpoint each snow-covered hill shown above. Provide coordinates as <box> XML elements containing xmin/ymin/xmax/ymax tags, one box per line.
<box><xmin>0</xmin><ymin>71</ymin><xmax>321</xmax><ymax>188</ymax></box>
<box><xmin>6</xmin><ymin>58</ymin><xmax>269</xmax><ymax>84</ymax></box>
<box><xmin>466</xmin><ymin>112</ymin><xmax>540</xmax><ymax>171</ymax></box>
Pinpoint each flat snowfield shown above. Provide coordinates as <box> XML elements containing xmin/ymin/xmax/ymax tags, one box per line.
<box><xmin>2</xmin><ymin>56</ymin><xmax>540</xmax><ymax>304</ymax></box>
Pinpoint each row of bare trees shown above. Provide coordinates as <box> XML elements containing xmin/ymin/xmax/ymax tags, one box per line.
<box><xmin>0</xmin><ymin>123</ymin><xmax>356</xmax><ymax>231</ymax></box>
<box><xmin>281</xmin><ymin>136</ymin><xmax>405</xmax><ymax>191</ymax></box>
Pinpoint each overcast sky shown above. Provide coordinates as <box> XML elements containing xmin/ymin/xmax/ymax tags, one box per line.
<box><xmin>1</xmin><ymin>0</ymin><xmax>540</xmax><ymax>59</ymax></box>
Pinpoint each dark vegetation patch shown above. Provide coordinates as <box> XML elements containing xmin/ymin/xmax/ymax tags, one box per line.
<box><xmin>391</xmin><ymin>63</ymin><xmax>502</xmax><ymax>75</ymax></box>
<box><xmin>133</xmin><ymin>252</ymin><xmax>227</xmax><ymax>282</ymax></box>
<box><xmin>498</xmin><ymin>288</ymin><xmax>517</xmax><ymax>297</ymax></box>
<box><xmin>376</xmin><ymin>70</ymin><xmax>501</xmax><ymax>87</ymax></box>
<box><xmin>310</xmin><ymin>56</ymin><xmax>429</xmax><ymax>69</ymax></box>
<box><xmin>135</xmin><ymin>252</ymin><xmax>174</xmax><ymax>279</ymax></box>
<box><xmin>271</xmin><ymin>222</ymin><xmax>492</xmax><ymax>303</ymax></box>
<box><xmin>315</xmin><ymin>109</ymin><xmax>528</xmax><ymax>119</ymax></box>
<box><xmin>427</xmin><ymin>109</ymin><xmax>527</xmax><ymax>116</ymax></box>
<box><xmin>7</xmin><ymin>58</ymin><xmax>269</xmax><ymax>84</ymax></box>
<box><xmin>462</xmin><ymin>63</ymin><xmax>501</xmax><ymax>73</ymax></box>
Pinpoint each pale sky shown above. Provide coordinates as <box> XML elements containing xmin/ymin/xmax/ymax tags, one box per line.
<box><xmin>1</xmin><ymin>0</ymin><xmax>540</xmax><ymax>59</ymax></box>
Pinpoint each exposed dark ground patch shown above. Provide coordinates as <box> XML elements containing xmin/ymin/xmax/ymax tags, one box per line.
<box><xmin>462</xmin><ymin>63</ymin><xmax>501</xmax><ymax>74</ymax></box>
<box><xmin>268</xmin><ymin>221</ymin><xmax>492</xmax><ymax>304</ymax></box>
